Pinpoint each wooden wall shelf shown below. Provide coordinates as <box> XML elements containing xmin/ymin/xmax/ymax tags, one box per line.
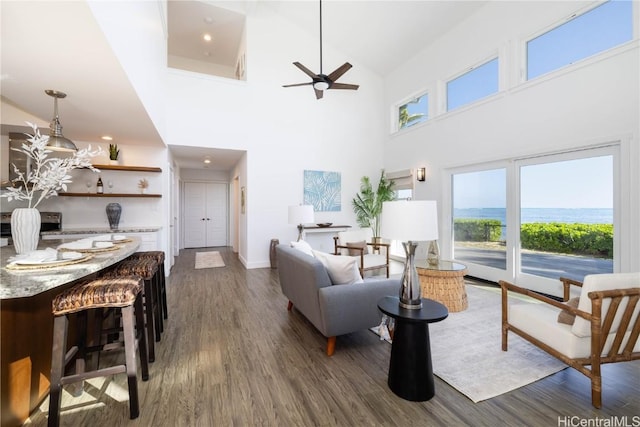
<box><xmin>59</xmin><ymin>193</ymin><xmax>162</xmax><ymax>198</ymax></box>
<box><xmin>91</xmin><ymin>165</ymin><xmax>162</xmax><ymax>172</ymax></box>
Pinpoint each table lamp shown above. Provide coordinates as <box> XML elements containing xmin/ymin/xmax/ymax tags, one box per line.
<box><xmin>381</xmin><ymin>200</ymin><xmax>438</xmax><ymax>309</ymax></box>
<box><xmin>288</xmin><ymin>205</ymin><xmax>314</xmax><ymax>241</ymax></box>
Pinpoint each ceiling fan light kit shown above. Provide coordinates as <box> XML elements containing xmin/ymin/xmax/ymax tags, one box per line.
<box><xmin>283</xmin><ymin>0</ymin><xmax>359</xmax><ymax>100</ymax></box>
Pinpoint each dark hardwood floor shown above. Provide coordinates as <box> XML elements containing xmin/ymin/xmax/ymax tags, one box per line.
<box><xmin>26</xmin><ymin>247</ymin><xmax>639</xmax><ymax>426</ymax></box>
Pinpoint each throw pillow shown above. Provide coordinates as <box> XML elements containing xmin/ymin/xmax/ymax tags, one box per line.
<box><xmin>312</xmin><ymin>250</ymin><xmax>364</xmax><ymax>285</ymax></box>
<box><xmin>346</xmin><ymin>240</ymin><xmax>368</xmax><ymax>256</ymax></box>
<box><xmin>557</xmin><ymin>297</ymin><xmax>580</xmax><ymax>325</ymax></box>
<box><xmin>290</xmin><ymin>240</ymin><xmax>314</xmax><ymax>257</ymax></box>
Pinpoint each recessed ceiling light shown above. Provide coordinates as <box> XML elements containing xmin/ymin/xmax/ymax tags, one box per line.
<box><xmin>204</xmin><ymin>157</ymin><xmax>211</xmax><ymax>164</ymax></box>
<box><xmin>101</xmin><ymin>135</ymin><xmax>113</xmax><ymax>141</ymax></box>
<box><xmin>203</xmin><ymin>33</ymin><xmax>212</xmax><ymax>42</ymax></box>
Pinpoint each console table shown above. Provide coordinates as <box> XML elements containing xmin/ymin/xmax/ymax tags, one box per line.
<box><xmin>416</xmin><ymin>260</ymin><xmax>468</xmax><ymax>312</ymax></box>
<box><xmin>377</xmin><ymin>296</ymin><xmax>448</xmax><ymax>401</ymax></box>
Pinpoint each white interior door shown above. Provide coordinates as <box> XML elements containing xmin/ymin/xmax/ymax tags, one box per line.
<box><xmin>184</xmin><ymin>181</ymin><xmax>228</xmax><ymax>248</ymax></box>
<box><xmin>206</xmin><ymin>183</ymin><xmax>227</xmax><ymax>246</ymax></box>
<box><xmin>184</xmin><ymin>182</ymin><xmax>207</xmax><ymax>248</ymax></box>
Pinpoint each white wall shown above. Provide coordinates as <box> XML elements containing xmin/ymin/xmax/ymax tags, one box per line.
<box><xmin>163</xmin><ymin>7</ymin><xmax>387</xmax><ymax>268</ymax></box>
<box><xmin>87</xmin><ymin>2</ymin><xmax>387</xmax><ymax>268</ymax></box>
<box><xmin>383</xmin><ymin>1</ymin><xmax>640</xmax><ymax>272</ymax></box>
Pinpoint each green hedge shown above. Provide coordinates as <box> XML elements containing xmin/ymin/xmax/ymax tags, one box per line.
<box><xmin>520</xmin><ymin>223</ymin><xmax>613</xmax><ymax>258</ymax></box>
<box><xmin>454</xmin><ymin>219</ymin><xmax>613</xmax><ymax>258</ymax></box>
<box><xmin>453</xmin><ymin>219</ymin><xmax>502</xmax><ymax>242</ymax></box>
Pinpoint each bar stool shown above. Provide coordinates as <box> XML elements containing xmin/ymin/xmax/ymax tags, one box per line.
<box><xmin>101</xmin><ymin>257</ymin><xmax>162</xmax><ymax>363</ymax></box>
<box><xmin>127</xmin><ymin>251</ymin><xmax>167</xmax><ymax>320</ymax></box>
<box><xmin>48</xmin><ymin>277</ymin><xmax>148</xmax><ymax>427</ymax></box>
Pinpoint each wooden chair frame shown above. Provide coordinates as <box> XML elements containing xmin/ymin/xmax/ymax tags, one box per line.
<box><xmin>333</xmin><ymin>237</ymin><xmax>390</xmax><ymax>278</ymax></box>
<box><xmin>501</xmin><ymin>277</ymin><xmax>640</xmax><ymax>408</ymax></box>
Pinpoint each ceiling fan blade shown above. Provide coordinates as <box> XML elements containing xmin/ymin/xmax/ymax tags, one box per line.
<box><xmin>327</xmin><ymin>62</ymin><xmax>352</xmax><ymax>82</ymax></box>
<box><xmin>283</xmin><ymin>82</ymin><xmax>313</xmax><ymax>88</ymax></box>
<box><xmin>293</xmin><ymin>62</ymin><xmax>319</xmax><ymax>79</ymax></box>
<box><xmin>314</xmin><ymin>88</ymin><xmax>324</xmax><ymax>99</ymax></box>
<box><xmin>330</xmin><ymin>83</ymin><xmax>359</xmax><ymax>90</ymax></box>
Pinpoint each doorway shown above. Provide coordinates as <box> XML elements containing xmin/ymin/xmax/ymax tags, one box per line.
<box><xmin>183</xmin><ymin>182</ymin><xmax>228</xmax><ymax>248</ymax></box>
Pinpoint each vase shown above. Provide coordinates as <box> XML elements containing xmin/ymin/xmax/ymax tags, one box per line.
<box><xmin>109</xmin><ymin>159</ymin><xmax>119</xmax><ymax>165</ymax></box>
<box><xmin>106</xmin><ymin>203</ymin><xmax>122</xmax><ymax>230</ymax></box>
<box><xmin>269</xmin><ymin>238</ymin><xmax>279</xmax><ymax>269</ymax></box>
<box><xmin>11</xmin><ymin>208</ymin><xmax>41</xmax><ymax>254</ymax></box>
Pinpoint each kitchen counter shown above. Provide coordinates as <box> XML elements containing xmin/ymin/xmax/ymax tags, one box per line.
<box><xmin>1</xmin><ymin>237</ymin><xmax>141</xmax><ymax>299</ymax></box>
<box><xmin>1</xmin><ymin>237</ymin><xmax>141</xmax><ymax>426</ymax></box>
<box><xmin>41</xmin><ymin>226</ymin><xmax>161</xmax><ymax>236</ymax></box>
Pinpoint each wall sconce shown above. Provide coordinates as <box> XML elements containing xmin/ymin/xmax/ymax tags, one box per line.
<box><xmin>416</xmin><ymin>167</ymin><xmax>426</xmax><ymax>182</ymax></box>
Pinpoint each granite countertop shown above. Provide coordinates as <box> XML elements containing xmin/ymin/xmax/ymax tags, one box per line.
<box><xmin>41</xmin><ymin>226</ymin><xmax>161</xmax><ymax>236</ymax></box>
<box><xmin>0</xmin><ymin>237</ymin><xmax>141</xmax><ymax>299</ymax></box>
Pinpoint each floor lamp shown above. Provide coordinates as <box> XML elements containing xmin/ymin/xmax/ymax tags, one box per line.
<box><xmin>288</xmin><ymin>205</ymin><xmax>314</xmax><ymax>241</ymax></box>
<box><xmin>380</xmin><ymin>200</ymin><xmax>439</xmax><ymax>309</ymax></box>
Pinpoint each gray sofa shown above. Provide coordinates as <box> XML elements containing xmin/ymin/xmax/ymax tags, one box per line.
<box><xmin>276</xmin><ymin>244</ymin><xmax>400</xmax><ymax>356</ymax></box>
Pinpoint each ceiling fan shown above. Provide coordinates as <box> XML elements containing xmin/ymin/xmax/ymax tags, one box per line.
<box><xmin>282</xmin><ymin>0</ymin><xmax>359</xmax><ymax>100</ymax></box>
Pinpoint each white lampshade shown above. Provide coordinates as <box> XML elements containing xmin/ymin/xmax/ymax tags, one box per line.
<box><xmin>380</xmin><ymin>200</ymin><xmax>438</xmax><ymax>242</ymax></box>
<box><xmin>288</xmin><ymin>205</ymin><xmax>314</xmax><ymax>225</ymax></box>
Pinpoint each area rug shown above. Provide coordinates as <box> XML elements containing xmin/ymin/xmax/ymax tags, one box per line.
<box><xmin>373</xmin><ymin>284</ymin><xmax>567</xmax><ymax>403</ymax></box>
<box><xmin>195</xmin><ymin>251</ymin><xmax>225</xmax><ymax>269</ymax></box>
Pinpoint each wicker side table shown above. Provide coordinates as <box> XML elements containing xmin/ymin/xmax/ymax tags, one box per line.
<box><xmin>416</xmin><ymin>260</ymin><xmax>468</xmax><ymax>312</ymax></box>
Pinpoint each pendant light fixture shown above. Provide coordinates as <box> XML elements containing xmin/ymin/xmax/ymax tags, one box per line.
<box><xmin>45</xmin><ymin>89</ymin><xmax>78</xmax><ymax>152</ymax></box>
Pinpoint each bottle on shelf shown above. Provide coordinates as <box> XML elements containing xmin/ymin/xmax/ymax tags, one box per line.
<box><xmin>96</xmin><ymin>177</ymin><xmax>104</xmax><ymax>194</ymax></box>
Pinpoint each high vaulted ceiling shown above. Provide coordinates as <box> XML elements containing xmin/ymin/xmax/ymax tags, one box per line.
<box><xmin>1</xmin><ymin>1</ymin><xmax>486</xmax><ymax>170</ymax></box>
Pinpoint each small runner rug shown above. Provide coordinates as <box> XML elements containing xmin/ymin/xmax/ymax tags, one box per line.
<box><xmin>373</xmin><ymin>284</ymin><xmax>567</xmax><ymax>403</ymax></box>
<box><xmin>195</xmin><ymin>251</ymin><xmax>225</xmax><ymax>269</ymax></box>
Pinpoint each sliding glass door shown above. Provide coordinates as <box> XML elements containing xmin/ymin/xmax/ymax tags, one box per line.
<box><xmin>515</xmin><ymin>149</ymin><xmax>614</xmax><ymax>294</ymax></box>
<box><xmin>448</xmin><ymin>145</ymin><xmax>617</xmax><ymax>296</ymax></box>
<box><xmin>451</xmin><ymin>167</ymin><xmax>507</xmax><ymax>283</ymax></box>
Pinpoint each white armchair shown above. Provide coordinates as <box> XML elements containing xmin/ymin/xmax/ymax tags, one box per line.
<box><xmin>501</xmin><ymin>273</ymin><xmax>640</xmax><ymax>408</ymax></box>
<box><xmin>333</xmin><ymin>228</ymin><xmax>390</xmax><ymax>278</ymax></box>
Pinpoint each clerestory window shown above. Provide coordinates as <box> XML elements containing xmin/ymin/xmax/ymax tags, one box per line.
<box><xmin>526</xmin><ymin>0</ymin><xmax>633</xmax><ymax>80</ymax></box>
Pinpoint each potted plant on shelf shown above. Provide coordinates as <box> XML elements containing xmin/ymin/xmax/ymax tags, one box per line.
<box><xmin>1</xmin><ymin>122</ymin><xmax>101</xmax><ymax>253</ymax></box>
<box><xmin>109</xmin><ymin>144</ymin><xmax>120</xmax><ymax>165</ymax></box>
<box><xmin>138</xmin><ymin>178</ymin><xmax>149</xmax><ymax>194</ymax></box>
<box><xmin>352</xmin><ymin>170</ymin><xmax>395</xmax><ymax>241</ymax></box>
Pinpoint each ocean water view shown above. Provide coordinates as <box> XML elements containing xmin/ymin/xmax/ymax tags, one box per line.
<box><xmin>454</xmin><ymin>208</ymin><xmax>613</xmax><ymax>225</ymax></box>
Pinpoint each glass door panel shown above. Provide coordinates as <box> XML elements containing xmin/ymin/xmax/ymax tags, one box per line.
<box><xmin>518</xmin><ymin>155</ymin><xmax>614</xmax><ymax>283</ymax></box>
<box><xmin>452</xmin><ymin>168</ymin><xmax>507</xmax><ymax>279</ymax></box>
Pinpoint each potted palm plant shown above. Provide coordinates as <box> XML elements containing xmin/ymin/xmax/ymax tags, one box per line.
<box><xmin>352</xmin><ymin>170</ymin><xmax>395</xmax><ymax>239</ymax></box>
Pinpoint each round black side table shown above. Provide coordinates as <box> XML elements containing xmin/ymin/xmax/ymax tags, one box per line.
<box><xmin>377</xmin><ymin>296</ymin><xmax>448</xmax><ymax>401</ymax></box>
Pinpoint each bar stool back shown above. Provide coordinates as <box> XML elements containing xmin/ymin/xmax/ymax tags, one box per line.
<box><xmin>48</xmin><ymin>277</ymin><xmax>148</xmax><ymax>427</ymax></box>
<box><xmin>101</xmin><ymin>257</ymin><xmax>161</xmax><ymax>362</ymax></box>
<box><xmin>128</xmin><ymin>251</ymin><xmax>167</xmax><ymax>320</ymax></box>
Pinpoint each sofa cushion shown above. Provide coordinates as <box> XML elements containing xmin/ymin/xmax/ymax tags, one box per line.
<box><xmin>346</xmin><ymin>240</ymin><xmax>368</xmax><ymax>256</ymax></box>
<box><xmin>336</xmin><ymin>229</ymin><xmax>373</xmax><ymax>255</ymax></box>
<box><xmin>572</xmin><ymin>272</ymin><xmax>640</xmax><ymax>337</ymax></box>
<box><xmin>557</xmin><ymin>297</ymin><xmax>579</xmax><ymax>325</ymax></box>
<box><xmin>290</xmin><ymin>240</ymin><xmax>314</xmax><ymax>257</ymax></box>
<box><xmin>510</xmin><ymin>300</ymin><xmax>640</xmax><ymax>358</ymax></box>
<box><xmin>509</xmin><ymin>302</ymin><xmax>590</xmax><ymax>358</ymax></box>
<box><xmin>312</xmin><ymin>250</ymin><xmax>364</xmax><ymax>285</ymax></box>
